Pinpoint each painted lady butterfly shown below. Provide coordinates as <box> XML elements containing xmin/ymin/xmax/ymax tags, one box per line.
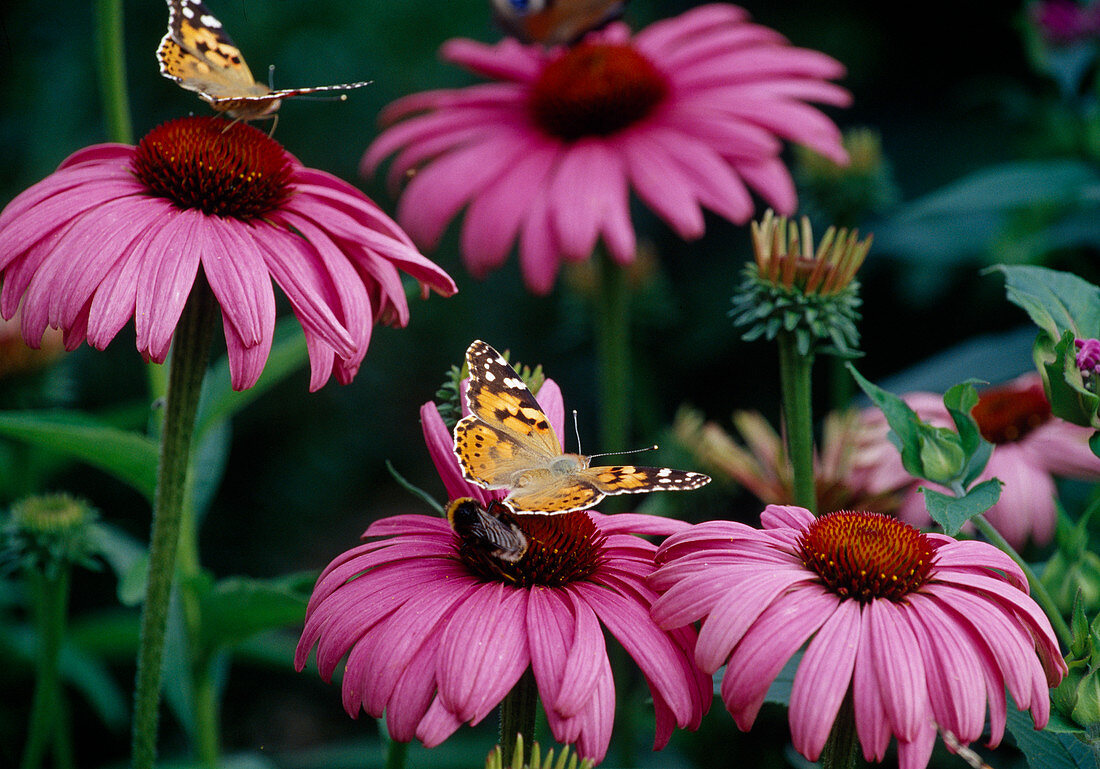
<box><xmin>446</xmin><ymin>497</ymin><xmax>529</xmax><ymax>563</ymax></box>
<box><xmin>491</xmin><ymin>0</ymin><xmax>628</xmax><ymax>46</ymax></box>
<box><xmin>157</xmin><ymin>0</ymin><xmax>371</xmax><ymax>121</ymax></box>
<box><xmin>453</xmin><ymin>340</ymin><xmax>711</xmax><ymax>514</ymax></box>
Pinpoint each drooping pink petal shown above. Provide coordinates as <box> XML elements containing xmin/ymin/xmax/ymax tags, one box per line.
<box><xmin>436</xmin><ymin>583</ymin><xmax>530</xmax><ymax>722</ymax></box>
<box><xmin>789</xmin><ymin>598</ymin><xmax>861</xmax><ymax>760</ymax></box>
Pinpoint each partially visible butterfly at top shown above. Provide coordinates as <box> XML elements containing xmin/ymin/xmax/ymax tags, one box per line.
<box><xmin>157</xmin><ymin>0</ymin><xmax>371</xmax><ymax>121</ymax></box>
<box><xmin>491</xmin><ymin>0</ymin><xmax>628</xmax><ymax>46</ymax></box>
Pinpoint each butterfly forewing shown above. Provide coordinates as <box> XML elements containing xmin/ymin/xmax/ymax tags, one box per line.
<box><xmin>157</xmin><ymin>0</ymin><xmax>371</xmax><ymax>120</ymax></box>
<box><xmin>159</xmin><ymin>0</ymin><xmax>261</xmax><ymax>96</ymax></box>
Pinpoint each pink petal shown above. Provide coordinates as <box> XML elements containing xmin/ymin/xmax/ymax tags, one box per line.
<box><xmin>789</xmin><ymin>598</ymin><xmax>861</xmax><ymax>760</ymax></box>
<box><xmin>436</xmin><ymin>583</ymin><xmax>529</xmax><ymax>721</ymax></box>
<box><xmin>866</xmin><ymin>599</ymin><xmax>926</xmax><ymax>741</ymax></box>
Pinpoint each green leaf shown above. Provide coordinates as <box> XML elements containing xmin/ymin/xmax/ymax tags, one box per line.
<box><xmin>847</xmin><ymin>365</ymin><xmax>925</xmax><ymax>476</ymax></box>
<box><xmin>922</xmin><ymin>479</ymin><xmax>1002</xmax><ymax>535</ymax></box>
<box><xmin>193</xmin><ymin>318</ymin><xmax>309</xmax><ymax>444</ymax></box>
<box><xmin>89</xmin><ymin>523</ymin><xmax>148</xmax><ymax>606</ymax></box>
<box><xmin>198</xmin><ymin>573</ymin><xmax>311</xmax><ymax>654</ymax></box>
<box><xmin>1091</xmin><ymin>431</ymin><xmax>1100</xmax><ymax>459</ymax></box>
<box><xmin>0</xmin><ymin>411</ymin><xmax>158</xmax><ymax>499</ymax></box>
<box><xmin>994</xmin><ymin>264</ymin><xmax>1100</xmax><ymax>342</ymax></box>
<box><xmin>1006</xmin><ymin>701</ymin><xmax>1096</xmax><ymax>768</ymax></box>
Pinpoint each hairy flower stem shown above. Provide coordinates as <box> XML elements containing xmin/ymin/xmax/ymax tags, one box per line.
<box><xmin>21</xmin><ymin>568</ymin><xmax>74</xmax><ymax>769</ymax></box>
<box><xmin>970</xmin><ymin>514</ymin><xmax>1071</xmax><ymax>646</ymax></box>
<box><xmin>500</xmin><ymin>668</ymin><xmax>538</xmax><ymax>765</ymax></box>
<box><xmin>383</xmin><ymin>735</ymin><xmax>409</xmax><ymax>769</ymax></box>
<box><xmin>131</xmin><ymin>277</ymin><xmax>217</xmax><ymax>769</ymax></box>
<box><xmin>594</xmin><ymin>251</ymin><xmax>631</xmax><ymax>511</ymax></box>
<box><xmin>820</xmin><ymin>689</ymin><xmax>861</xmax><ymax>769</ymax></box>
<box><xmin>94</xmin><ymin>0</ymin><xmax>132</xmax><ymax>144</ymax></box>
<box><xmin>777</xmin><ymin>331</ymin><xmax>817</xmax><ymax>512</ymax></box>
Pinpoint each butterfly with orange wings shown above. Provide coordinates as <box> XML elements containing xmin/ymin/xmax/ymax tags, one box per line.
<box><xmin>453</xmin><ymin>340</ymin><xmax>710</xmax><ymax>514</ymax></box>
<box><xmin>157</xmin><ymin>0</ymin><xmax>371</xmax><ymax>120</ymax></box>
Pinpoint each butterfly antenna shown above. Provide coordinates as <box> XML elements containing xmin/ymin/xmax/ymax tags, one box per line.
<box><xmin>572</xmin><ymin>410</ymin><xmax>582</xmax><ymax>454</ymax></box>
<box><xmin>586</xmin><ymin>445</ymin><xmax>660</xmax><ymax>461</ymax></box>
<box><xmin>268</xmin><ymin>63</ymin><xmax>276</xmax><ymax>89</ymax></box>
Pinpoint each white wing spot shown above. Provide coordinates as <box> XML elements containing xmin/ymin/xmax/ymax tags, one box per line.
<box><xmin>503</xmin><ymin>377</ymin><xmax>526</xmax><ymax>390</ymax></box>
<box><xmin>182</xmin><ymin>5</ymin><xmax>195</xmax><ymax>18</ymax></box>
<box><xmin>200</xmin><ymin>13</ymin><xmax>221</xmax><ymax>27</ymax></box>
<box><xmin>483</xmin><ymin>371</ymin><xmax>496</xmax><ymax>382</ymax></box>
<box><xmin>657</xmin><ymin>468</ymin><xmax>672</xmax><ymax>477</ymax></box>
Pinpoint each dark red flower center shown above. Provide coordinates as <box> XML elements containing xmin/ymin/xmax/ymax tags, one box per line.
<box><xmin>454</xmin><ymin>509</ymin><xmax>606</xmax><ymax>588</ymax></box>
<box><xmin>798</xmin><ymin>511</ymin><xmax>934</xmax><ymax>603</ymax></box>
<box><xmin>972</xmin><ymin>380</ymin><xmax>1052</xmax><ymax>444</ymax></box>
<box><xmin>130</xmin><ymin>117</ymin><xmax>293</xmax><ymax>219</ymax></box>
<box><xmin>528</xmin><ymin>43</ymin><xmax>670</xmax><ymax>142</ymax></box>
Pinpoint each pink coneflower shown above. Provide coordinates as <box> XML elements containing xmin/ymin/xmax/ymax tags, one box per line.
<box><xmin>363</xmin><ymin>3</ymin><xmax>850</xmax><ymax>294</ymax></box>
<box><xmin>651</xmin><ymin>504</ymin><xmax>1067</xmax><ymax>769</ymax></box>
<box><xmin>869</xmin><ymin>373</ymin><xmax>1100</xmax><ymax>547</ymax></box>
<box><xmin>0</xmin><ymin>117</ymin><xmax>456</xmax><ymax>391</ymax></box>
<box><xmin>295</xmin><ymin>387</ymin><xmax>710</xmax><ymax>762</ymax></box>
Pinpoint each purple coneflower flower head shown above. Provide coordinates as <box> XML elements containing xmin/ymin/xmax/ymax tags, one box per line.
<box><xmin>295</xmin><ymin>388</ymin><xmax>710</xmax><ymax>762</ymax></box>
<box><xmin>651</xmin><ymin>505</ymin><xmax>1067</xmax><ymax>769</ymax></box>
<box><xmin>866</xmin><ymin>373</ymin><xmax>1100</xmax><ymax>547</ymax></box>
<box><xmin>0</xmin><ymin>117</ymin><xmax>456</xmax><ymax>391</ymax></box>
<box><xmin>363</xmin><ymin>3</ymin><xmax>851</xmax><ymax>294</ymax></box>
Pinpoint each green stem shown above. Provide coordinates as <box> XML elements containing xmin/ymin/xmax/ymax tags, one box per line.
<box><xmin>178</xmin><ymin>491</ymin><xmax>221</xmax><ymax>768</ymax></box>
<box><xmin>820</xmin><ymin>688</ymin><xmax>863</xmax><ymax>769</ymax></box>
<box><xmin>777</xmin><ymin>331</ymin><xmax>816</xmax><ymax>512</ymax></box>
<box><xmin>970</xmin><ymin>514</ymin><xmax>1072</xmax><ymax>646</ymax></box>
<box><xmin>21</xmin><ymin>567</ymin><xmax>72</xmax><ymax>769</ymax></box>
<box><xmin>500</xmin><ymin>668</ymin><xmax>538</xmax><ymax>765</ymax></box>
<box><xmin>594</xmin><ymin>250</ymin><xmax>631</xmax><ymax>461</ymax></box>
<box><xmin>383</xmin><ymin>737</ymin><xmax>409</xmax><ymax>769</ymax></box>
<box><xmin>131</xmin><ymin>279</ymin><xmax>217</xmax><ymax>769</ymax></box>
<box><xmin>94</xmin><ymin>0</ymin><xmax>133</xmax><ymax>144</ymax></box>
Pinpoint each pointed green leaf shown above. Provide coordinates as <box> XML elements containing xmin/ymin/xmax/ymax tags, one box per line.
<box><xmin>848</xmin><ymin>365</ymin><xmax>927</xmax><ymax>477</ymax></box>
<box><xmin>994</xmin><ymin>264</ymin><xmax>1100</xmax><ymax>341</ymax></box>
<box><xmin>922</xmin><ymin>479</ymin><xmax>1002</xmax><ymax>535</ymax></box>
<box><xmin>1006</xmin><ymin>700</ymin><xmax>1095</xmax><ymax>768</ymax></box>
<box><xmin>0</xmin><ymin>411</ymin><xmax>157</xmax><ymax>499</ymax></box>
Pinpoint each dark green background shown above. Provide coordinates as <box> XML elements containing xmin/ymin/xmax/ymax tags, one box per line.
<box><xmin>0</xmin><ymin>1</ymin><xmax>1072</xmax><ymax>766</ymax></box>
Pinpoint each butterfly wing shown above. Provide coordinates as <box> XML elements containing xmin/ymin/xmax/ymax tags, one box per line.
<box><xmin>158</xmin><ymin>0</ymin><xmax>265</xmax><ymax>101</ymax></box>
<box><xmin>454</xmin><ymin>340</ymin><xmax>564</xmax><ymax>487</ymax></box>
<box><xmin>491</xmin><ymin>0</ymin><xmax>628</xmax><ymax>45</ymax></box>
<box><xmin>584</xmin><ymin>465</ymin><xmax>712</xmax><ymax>495</ymax></box>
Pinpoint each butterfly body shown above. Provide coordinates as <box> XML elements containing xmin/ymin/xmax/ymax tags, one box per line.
<box><xmin>453</xmin><ymin>340</ymin><xmax>710</xmax><ymax>514</ymax></box>
<box><xmin>157</xmin><ymin>0</ymin><xmax>370</xmax><ymax>121</ymax></box>
<box><xmin>446</xmin><ymin>497</ymin><xmax>528</xmax><ymax>563</ymax></box>
<box><xmin>491</xmin><ymin>0</ymin><xmax>628</xmax><ymax>46</ymax></box>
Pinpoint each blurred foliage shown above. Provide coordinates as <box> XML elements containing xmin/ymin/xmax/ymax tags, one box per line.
<box><xmin>2</xmin><ymin>0</ymin><xmax>1099</xmax><ymax>767</ymax></box>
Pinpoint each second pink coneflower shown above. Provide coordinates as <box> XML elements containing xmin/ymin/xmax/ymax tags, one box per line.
<box><xmin>364</xmin><ymin>3</ymin><xmax>850</xmax><ymax>294</ymax></box>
